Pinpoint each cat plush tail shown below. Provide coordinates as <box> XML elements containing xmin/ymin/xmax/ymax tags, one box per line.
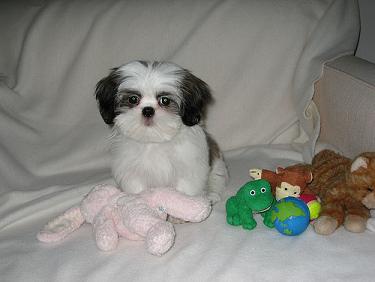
<box><xmin>37</xmin><ymin>206</ymin><xmax>85</xmax><ymax>243</ymax></box>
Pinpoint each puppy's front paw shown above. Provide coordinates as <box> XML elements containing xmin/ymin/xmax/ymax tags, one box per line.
<box><xmin>313</xmin><ymin>216</ymin><xmax>338</xmax><ymax>235</ymax></box>
<box><xmin>207</xmin><ymin>192</ymin><xmax>221</xmax><ymax>205</ymax></box>
<box><xmin>344</xmin><ymin>215</ymin><xmax>367</xmax><ymax>233</ymax></box>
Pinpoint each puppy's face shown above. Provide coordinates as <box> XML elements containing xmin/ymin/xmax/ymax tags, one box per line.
<box><xmin>95</xmin><ymin>61</ymin><xmax>212</xmax><ymax>143</ymax></box>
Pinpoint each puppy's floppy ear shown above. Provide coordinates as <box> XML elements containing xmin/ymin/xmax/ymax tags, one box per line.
<box><xmin>178</xmin><ymin>70</ymin><xmax>213</xmax><ymax>126</ymax></box>
<box><xmin>95</xmin><ymin>68</ymin><xmax>121</xmax><ymax>125</ymax></box>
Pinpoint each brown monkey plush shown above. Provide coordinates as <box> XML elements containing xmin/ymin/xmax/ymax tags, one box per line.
<box><xmin>249</xmin><ymin>164</ymin><xmax>313</xmax><ymax>201</ymax></box>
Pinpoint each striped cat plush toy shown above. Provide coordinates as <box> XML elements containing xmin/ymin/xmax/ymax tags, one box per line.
<box><xmin>308</xmin><ymin>150</ymin><xmax>375</xmax><ymax>235</ymax></box>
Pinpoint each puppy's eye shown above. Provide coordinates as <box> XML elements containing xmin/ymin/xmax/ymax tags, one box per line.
<box><xmin>128</xmin><ymin>95</ymin><xmax>139</xmax><ymax>105</ymax></box>
<box><xmin>158</xmin><ymin>96</ymin><xmax>170</xmax><ymax>106</ymax></box>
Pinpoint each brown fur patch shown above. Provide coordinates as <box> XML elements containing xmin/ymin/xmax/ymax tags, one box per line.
<box><xmin>205</xmin><ymin>132</ymin><xmax>221</xmax><ymax>166</ymax></box>
<box><xmin>308</xmin><ymin>150</ymin><xmax>375</xmax><ymax>228</ymax></box>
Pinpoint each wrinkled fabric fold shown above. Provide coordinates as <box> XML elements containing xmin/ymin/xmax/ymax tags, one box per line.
<box><xmin>0</xmin><ymin>0</ymin><xmax>359</xmax><ymax>192</ymax></box>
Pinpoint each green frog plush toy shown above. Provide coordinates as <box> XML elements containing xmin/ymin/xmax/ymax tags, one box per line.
<box><xmin>226</xmin><ymin>179</ymin><xmax>275</xmax><ymax>230</ymax></box>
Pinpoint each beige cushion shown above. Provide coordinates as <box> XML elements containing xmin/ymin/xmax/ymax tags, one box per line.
<box><xmin>315</xmin><ymin>55</ymin><xmax>375</xmax><ymax>158</ymax></box>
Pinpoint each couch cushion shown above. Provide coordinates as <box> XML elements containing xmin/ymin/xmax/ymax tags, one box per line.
<box><xmin>315</xmin><ymin>55</ymin><xmax>375</xmax><ymax>158</ymax></box>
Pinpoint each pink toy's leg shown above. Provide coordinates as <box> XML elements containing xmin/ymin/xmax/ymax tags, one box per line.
<box><xmin>37</xmin><ymin>206</ymin><xmax>84</xmax><ymax>243</ymax></box>
<box><xmin>146</xmin><ymin>221</ymin><xmax>175</xmax><ymax>256</ymax></box>
<box><xmin>147</xmin><ymin>189</ymin><xmax>212</xmax><ymax>222</ymax></box>
<box><xmin>93</xmin><ymin>206</ymin><xmax>119</xmax><ymax>251</ymax></box>
<box><xmin>112</xmin><ymin>207</ymin><xmax>144</xmax><ymax>241</ymax></box>
<box><xmin>81</xmin><ymin>184</ymin><xmax>121</xmax><ymax>224</ymax></box>
<box><xmin>120</xmin><ymin>200</ymin><xmax>175</xmax><ymax>256</ymax></box>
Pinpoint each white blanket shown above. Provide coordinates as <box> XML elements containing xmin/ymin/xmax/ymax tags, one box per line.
<box><xmin>2</xmin><ymin>147</ymin><xmax>375</xmax><ymax>282</ymax></box>
<box><xmin>1</xmin><ymin>0</ymin><xmax>369</xmax><ymax>281</ymax></box>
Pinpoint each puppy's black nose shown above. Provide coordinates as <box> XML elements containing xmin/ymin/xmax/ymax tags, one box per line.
<box><xmin>142</xmin><ymin>107</ymin><xmax>155</xmax><ymax>118</ymax></box>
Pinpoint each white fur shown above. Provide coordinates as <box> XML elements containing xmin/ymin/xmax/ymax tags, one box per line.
<box><xmin>118</xmin><ymin>62</ymin><xmax>183</xmax><ymax>102</ymax></box>
<box><xmin>115</xmin><ymin>62</ymin><xmax>183</xmax><ymax>143</ymax></box>
<box><xmin>112</xmin><ymin>126</ymin><xmax>210</xmax><ymax>196</ymax></box>
<box><xmin>107</xmin><ymin>61</ymin><xmax>228</xmax><ymax>202</ymax></box>
<box><xmin>114</xmin><ymin>105</ymin><xmax>181</xmax><ymax>143</ymax></box>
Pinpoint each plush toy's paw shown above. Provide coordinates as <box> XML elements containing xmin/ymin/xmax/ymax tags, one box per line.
<box><xmin>166</xmin><ymin>195</ymin><xmax>212</xmax><ymax>223</ymax></box>
<box><xmin>263</xmin><ymin>217</ymin><xmax>274</xmax><ymax>228</ymax></box>
<box><xmin>227</xmin><ymin>214</ymin><xmax>241</xmax><ymax>226</ymax></box>
<box><xmin>242</xmin><ymin>218</ymin><xmax>257</xmax><ymax>230</ymax></box>
<box><xmin>94</xmin><ymin>219</ymin><xmax>119</xmax><ymax>251</ymax></box>
<box><xmin>146</xmin><ymin>221</ymin><xmax>175</xmax><ymax>256</ymax></box>
<box><xmin>344</xmin><ymin>215</ymin><xmax>367</xmax><ymax>233</ymax></box>
<box><xmin>37</xmin><ymin>206</ymin><xmax>84</xmax><ymax>243</ymax></box>
<box><xmin>189</xmin><ymin>199</ymin><xmax>212</xmax><ymax>222</ymax></box>
<box><xmin>313</xmin><ymin>215</ymin><xmax>338</xmax><ymax>235</ymax></box>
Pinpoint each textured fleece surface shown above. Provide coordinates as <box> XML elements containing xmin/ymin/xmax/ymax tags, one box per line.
<box><xmin>1</xmin><ymin>0</ymin><xmax>369</xmax><ymax>281</ymax></box>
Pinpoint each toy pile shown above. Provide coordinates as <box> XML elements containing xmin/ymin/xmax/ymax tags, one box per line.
<box><xmin>226</xmin><ymin>149</ymin><xmax>375</xmax><ymax>236</ymax></box>
<box><xmin>226</xmin><ymin>164</ymin><xmax>318</xmax><ymax>236</ymax></box>
<box><xmin>37</xmin><ymin>150</ymin><xmax>375</xmax><ymax>256</ymax></box>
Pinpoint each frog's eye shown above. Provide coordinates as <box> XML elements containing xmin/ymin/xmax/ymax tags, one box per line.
<box><xmin>249</xmin><ymin>190</ymin><xmax>256</xmax><ymax>196</ymax></box>
<box><xmin>260</xmin><ymin>187</ymin><xmax>267</xmax><ymax>193</ymax></box>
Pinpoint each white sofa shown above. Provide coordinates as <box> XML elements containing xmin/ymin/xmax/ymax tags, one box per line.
<box><xmin>1</xmin><ymin>1</ymin><xmax>375</xmax><ymax>281</ymax></box>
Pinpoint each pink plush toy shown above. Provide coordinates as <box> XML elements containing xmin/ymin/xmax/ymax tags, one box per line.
<box><xmin>37</xmin><ymin>184</ymin><xmax>211</xmax><ymax>256</ymax></box>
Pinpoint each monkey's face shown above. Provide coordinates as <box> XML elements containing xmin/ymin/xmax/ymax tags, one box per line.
<box><xmin>275</xmin><ymin>182</ymin><xmax>301</xmax><ymax>201</ymax></box>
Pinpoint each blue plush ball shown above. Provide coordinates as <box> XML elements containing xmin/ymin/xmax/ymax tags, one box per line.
<box><xmin>271</xmin><ymin>197</ymin><xmax>310</xmax><ymax>236</ymax></box>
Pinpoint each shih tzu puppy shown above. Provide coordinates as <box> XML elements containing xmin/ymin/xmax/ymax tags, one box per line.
<box><xmin>95</xmin><ymin>60</ymin><xmax>228</xmax><ymax>203</ymax></box>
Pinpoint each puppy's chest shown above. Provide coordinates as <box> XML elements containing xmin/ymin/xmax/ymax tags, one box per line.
<box><xmin>117</xmin><ymin>144</ymin><xmax>174</xmax><ymax>170</ymax></box>
<box><xmin>113</xmin><ymin>127</ymin><xmax>208</xmax><ymax>187</ymax></box>
<box><xmin>137</xmin><ymin>145</ymin><xmax>175</xmax><ymax>173</ymax></box>
<box><xmin>115</xmin><ymin>141</ymin><xmax>196</xmax><ymax>185</ymax></box>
